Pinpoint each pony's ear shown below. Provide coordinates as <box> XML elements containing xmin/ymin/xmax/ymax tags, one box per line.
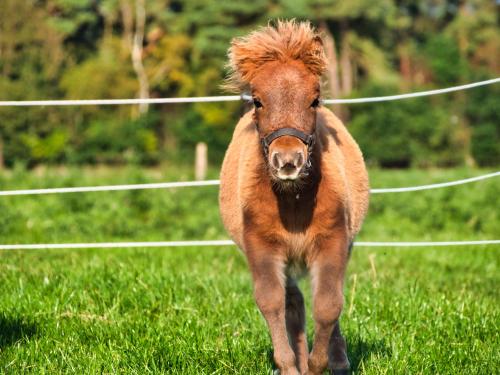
<box><xmin>306</xmin><ymin>35</ymin><xmax>327</xmax><ymax>76</ymax></box>
<box><xmin>313</xmin><ymin>35</ymin><xmax>323</xmax><ymax>48</ymax></box>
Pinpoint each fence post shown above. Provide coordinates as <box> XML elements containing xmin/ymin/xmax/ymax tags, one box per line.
<box><xmin>0</xmin><ymin>137</ymin><xmax>4</xmax><ymax>170</ymax></box>
<box><xmin>195</xmin><ymin>142</ymin><xmax>207</xmax><ymax>181</ymax></box>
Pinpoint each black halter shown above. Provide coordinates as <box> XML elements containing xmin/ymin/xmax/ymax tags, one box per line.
<box><xmin>260</xmin><ymin>127</ymin><xmax>316</xmax><ymax>158</ymax></box>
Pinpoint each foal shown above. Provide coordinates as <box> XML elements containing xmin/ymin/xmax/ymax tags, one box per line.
<box><xmin>219</xmin><ymin>21</ymin><xmax>369</xmax><ymax>375</ymax></box>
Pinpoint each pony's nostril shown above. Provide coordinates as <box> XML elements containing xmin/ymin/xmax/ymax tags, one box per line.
<box><xmin>294</xmin><ymin>152</ymin><xmax>304</xmax><ymax>168</ymax></box>
<box><xmin>271</xmin><ymin>153</ymin><xmax>281</xmax><ymax>169</ymax></box>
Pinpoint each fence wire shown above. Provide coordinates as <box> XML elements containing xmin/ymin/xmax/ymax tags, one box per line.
<box><xmin>0</xmin><ymin>239</ymin><xmax>499</xmax><ymax>251</ymax></box>
<box><xmin>0</xmin><ymin>171</ymin><xmax>498</xmax><ymax>196</ymax></box>
<box><xmin>0</xmin><ymin>78</ymin><xmax>498</xmax><ymax>107</ymax></box>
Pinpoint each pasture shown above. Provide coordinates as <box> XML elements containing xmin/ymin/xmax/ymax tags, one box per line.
<box><xmin>0</xmin><ymin>166</ymin><xmax>498</xmax><ymax>374</ymax></box>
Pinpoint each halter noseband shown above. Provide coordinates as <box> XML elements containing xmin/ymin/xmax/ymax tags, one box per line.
<box><xmin>260</xmin><ymin>127</ymin><xmax>316</xmax><ymax>158</ymax></box>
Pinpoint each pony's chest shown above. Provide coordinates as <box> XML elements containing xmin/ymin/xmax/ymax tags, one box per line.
<box><xmin>247</xmin><ymin>190</ymin><xmax>339</xmax><ymax>240</ymax></box>
<box><xmin>282</xmin><ymin>230</ymin><xmax>312</xmax><ymax>254</ymax></box>
<box><xmin>283</xmin><ymin>232</ymin><xmax>312</xmax><ymax>275</ymax></box>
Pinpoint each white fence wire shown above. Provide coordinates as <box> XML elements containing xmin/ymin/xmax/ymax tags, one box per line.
<box><xmin>0</xmin><ymin>78</ymin><xmax>498</xmax><ymax>106</ymax></box>
<box><xmin>321</xmin><ymin>77</ymin><xmax>500</xmax><ymax>104</ymax></box>
<box><xmin>0</xmin><ymin>171</ymin><xmax>498</xmax><ymax>196</ymax></box>
<box><xmin>0</xmin><ymin>239</ymin><xmax>499</xmax><ymax>251</ymax></box>
<box><xmin>0</xmin><ymin>180</ymin><xmax>222</xmax><ymax>196</ymax></box>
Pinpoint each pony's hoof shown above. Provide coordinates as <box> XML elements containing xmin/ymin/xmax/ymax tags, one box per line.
<box><xmin>331</xmin><ymin>369</ymin><xmax>350</xmax><ymax>375</ymax></box>
<box><xmin>273</xmin><ymin>368</ymin><xmax>300</xmax><ymax>375</ymax></box>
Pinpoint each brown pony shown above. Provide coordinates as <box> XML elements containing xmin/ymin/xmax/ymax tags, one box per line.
<box><xmin>219</xmin><ymin>20</ymin><xmax>369</xmax><ymax>375</ymax></box>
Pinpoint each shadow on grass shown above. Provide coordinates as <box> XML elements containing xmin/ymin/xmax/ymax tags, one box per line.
<box><xmin>0</xmin><ymin>316</ymin><xmax>37</xmax><ymax>349</ymax></box>
<box><xmin>348</xmin><ymin>336</ymin><xmax>390</xmax><ymax>373</ymax></box>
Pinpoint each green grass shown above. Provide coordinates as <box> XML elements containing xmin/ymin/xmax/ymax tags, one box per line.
<box><xmin>0</xmin><ymin>166</ymin><xmax>499</xmax><ymax>374</ymax></box>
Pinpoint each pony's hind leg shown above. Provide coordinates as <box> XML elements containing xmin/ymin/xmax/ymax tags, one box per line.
<box><xmin>328</xmin><ymin>322</ymin><xmax>350</xmax><ymax>374</ymax></box>
<box><xmin>285</xmin><ymin>278</ymin><xmax>308</xmax><ymax>374</ymax></box>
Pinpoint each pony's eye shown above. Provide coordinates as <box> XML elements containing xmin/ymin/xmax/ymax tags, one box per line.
<box><xmin>253</xmin><ymin>99</ymin><xmax>263</xmax><ymax>108</ymax></box>
<box><xmin>311</xmin><ymin>98</ymin><xmax>320</xmax><ymax>108</ymax></box>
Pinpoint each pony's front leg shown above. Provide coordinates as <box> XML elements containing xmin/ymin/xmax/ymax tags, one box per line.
<box><xmin>307</xmin><ymin>233</ymin><xmax>350</xmax><ymax>375</ymax></box>
<box><xmin>246</xmin><ymin>243</ymin><xmax>299</xmax><ymax>375</ymax></box>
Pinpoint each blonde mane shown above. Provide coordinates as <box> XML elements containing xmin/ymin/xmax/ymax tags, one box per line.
<box><xmin>225</xmin><ymin>20</ymin><xmax>327</xmax><ymax>92</ymax></box>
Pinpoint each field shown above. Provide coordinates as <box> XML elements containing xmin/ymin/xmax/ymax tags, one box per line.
<box><xmin>0</xmin><ymin>166</ymin><xmax>498</xmax><ymax>374</ymax></box>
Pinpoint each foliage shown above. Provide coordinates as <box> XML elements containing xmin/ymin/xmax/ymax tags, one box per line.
<box><xmin>349</xmin><ymin>84</ymin><xmax>463</xmax><ymax>168</ymax></box>
<box><xmin>0</xmin><ymin>0</ymin><xmax>498</xmax><ymax>168</ymax></box>
<box><xmin>69</xmin><ymin>112</ymin><xmax>161</xmax><ymax>165</ymax></box>
<box><xmin>0</xmin><ymin>166</ymin><xmax>498</xmax><ymax>373</ymax></box>
<box><xmin>466</xmin><ymin>80</ymin><xmax>500</xmax><ymax>166</ymax></box>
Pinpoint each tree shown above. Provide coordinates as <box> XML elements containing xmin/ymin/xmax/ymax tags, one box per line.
<box><xmin>0</xmin><ymin>0</ymin><xmax>498</xmax><ymax>168</ymax></box>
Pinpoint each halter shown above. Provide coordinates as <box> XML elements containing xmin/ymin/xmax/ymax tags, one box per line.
<box><xmin>260</xmin><ymin>127</ymin><xmax>316</xmax><ymax>158</ymax></box>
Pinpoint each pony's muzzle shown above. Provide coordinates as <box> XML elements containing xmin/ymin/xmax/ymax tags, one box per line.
<box><xmin>267</xmin><ymin>135</ymin><xmax>309</xmax><ymax>181</ymax></box>
<box><xmin>270</xmin><ymin>150</ymin><xmax>306</xmax><ymax>180</ymax></box>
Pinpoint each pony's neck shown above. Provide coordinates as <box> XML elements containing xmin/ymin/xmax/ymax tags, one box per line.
<box><xmin>272</xmin><ymin>151</ymin><xmax>321</xmax><ymax>232</ymax></box>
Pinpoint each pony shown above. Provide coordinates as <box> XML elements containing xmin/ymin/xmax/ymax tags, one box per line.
<box><xmin>219</xmin><ymin>20</ymin><xmax>369</xmax><ymax>375</ymax></box>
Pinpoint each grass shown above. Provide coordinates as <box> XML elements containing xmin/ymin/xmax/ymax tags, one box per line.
<box><xmin>0</xmin><ymin>166</ymin><xmax>499</xmax><ymax>374</ymax></box>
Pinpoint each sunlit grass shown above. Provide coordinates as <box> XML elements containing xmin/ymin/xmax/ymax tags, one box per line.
<box><xmin>0</xmin><ymin>166</ymin><xmax>498</xmax><ymax>373</ymax></box>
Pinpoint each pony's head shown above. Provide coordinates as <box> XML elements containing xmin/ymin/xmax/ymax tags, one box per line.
<box><xmin>226</xmin><ymin>20</ymin><xmax>327</xmax><ymax>184</ymax></box>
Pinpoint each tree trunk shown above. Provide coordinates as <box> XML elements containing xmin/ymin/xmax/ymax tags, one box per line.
<box><xmin>457</xmin><ymin>3</ymin><xmax>472</xmax><ymax>165</ymax></box>
<box><xmin>120</xmin><ymin>0</ymin><xmax>133</xmax><ymax>49</ymax></box>
<box><xmin>398</xmin><ymin>44</ymin><xmax>412</xmax><ymax>90</ymax></box>
<box><xmin>195</xmin><ymin>142</ymin><xmax>208</xmax><ymax>181</ymax></box>
<box><xmin>132</xmin><ymin>0</ymin><xmax>149</xmax><ymax>114</ymax></box>
<box><xmin>320</xmin><ymin>22</ymin><xmax>342</xmax><ymax>116</ymax></box>
<box><xmin>0</xmin><ymin>137</ymin><xmax>4</xmax><ymax>170</ymax></box>
<box><xmin>339</xmin><ymin>22</ymin><xmax>353</xmax><ymax>97</ymax></box>
<box><xmin>335</xmin><ymin>21</ymin><xmax>352</xmax><ymax>122</ymax></box>
<box><xmin>121</xmin><ymin>0</ymin><xmax>149</xmax><ymax>115</ymax></box>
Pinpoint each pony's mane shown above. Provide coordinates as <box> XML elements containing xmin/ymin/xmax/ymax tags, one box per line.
<box><xmin>225</xmin><ymin>20</ymin><xmax>327</xmax><ymax>92</ymax></box>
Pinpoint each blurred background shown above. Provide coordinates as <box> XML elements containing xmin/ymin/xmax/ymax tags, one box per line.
<box><xmin>0</xmin><ymin>0</ymin><xmax>499</xmax><ymax>170</ymax></box>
